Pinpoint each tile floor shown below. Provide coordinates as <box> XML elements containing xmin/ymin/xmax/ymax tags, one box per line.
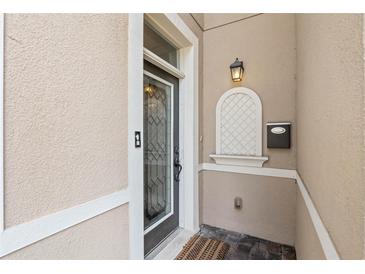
<box><xmin>149</xmin><ymin>224</ymin><xmax>296</xmax><ymax>260</ymax></box>
<box><xmin>199</xmin><ymin>224</ymin><xmax>296</xmax><ymax>260</ymax></box>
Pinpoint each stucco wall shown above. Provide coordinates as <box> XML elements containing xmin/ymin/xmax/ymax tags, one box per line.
<box><xmin>5</xmin><ymin>14</ymin><xmax>129</xmax><ymax>227</ymax></box>
<box><xmin>3</xmin><ymin>14</ymin><xmax>129</xmax><ymax>259</ymax></box>
<box><xmin>203</xmin><ymin>13</ymin><xmax>296</xmax><ymax>168</ymax></box>
<box><xmin>203</xmin><ymin>14</ymin><xmax>259</xmax><ymax>30</ymax></box>
<box><xmin>3</xmin><ymin>205</ymin><xmax>129</xmax><ymax>259</ymax></box>
<box><xmin>190</xmin><ymin>13</ymin><xmax>204</xmax><ymax>30</ymax></box>
<box><xmin>296</xmin><ymin>14</ymin><xmax>365</xmax><ymax>259</ymax></box>
<box><xmin>199</xmin><ymin>14</ymin><xmax>297</xmax><ymax>243</ymax></box>
<box><xmin>201</xmin><ymin>171</ymin><xmax>296</xmax><ymax>245</ymax></box>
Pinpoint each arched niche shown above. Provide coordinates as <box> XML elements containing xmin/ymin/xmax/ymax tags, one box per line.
<box><xmin>210</xmin><ymin>87</ymin><xmax>268</xmax><ymax>167</ymax></box>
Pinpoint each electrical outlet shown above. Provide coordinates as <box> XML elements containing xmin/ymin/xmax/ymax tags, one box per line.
<box><xmin>234</xmin><ymin>197</ymin><xmax>242</xmax><ymax>209</ymax></box>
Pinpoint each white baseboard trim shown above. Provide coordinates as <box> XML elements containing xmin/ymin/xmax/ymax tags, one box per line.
<box><xmin>0</xmin><ymin>189</ymin><xmax>129</xmax><ymax>257</ymax></box>
<box><xmin>198</xmin><ymin>162</ymin><xmax>339</xmax><ymax>259</ymax></box>
<box><xmin>295</xmin><ymin>172</ymin><xmax>339</xmax><ymax>259</ymax></box>
<box><xmin>199</xmin><ymin>163</ymin><xmax>297</xmax><ymax>179</ymax></box>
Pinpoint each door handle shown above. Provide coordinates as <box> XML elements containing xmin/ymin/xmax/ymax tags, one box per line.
<box><xmin>174</xmin><ymin>146</ymin><xmax>183</xmax><ymax>182</ymax></box>
<box><xmin>175</xmin><ymin>162</ymin><xmax>182</xmax><ymax>182</ymax></box>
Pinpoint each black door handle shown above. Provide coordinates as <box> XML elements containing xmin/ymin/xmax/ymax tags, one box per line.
<box><xmin>175</xmin><ymin>161</ymin><xmax>182</xmax><ymax>182</ymax></box>
<box><xmin>174</xmin><ymin>146</ymin><xmax>183</xmax><ymax>182</ymax></box>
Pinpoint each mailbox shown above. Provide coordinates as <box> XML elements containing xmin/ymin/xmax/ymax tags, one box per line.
<box><xmin>267</xmin><ymin>122</ymin><xmax>291</xmax><ymax>149</ymax></box>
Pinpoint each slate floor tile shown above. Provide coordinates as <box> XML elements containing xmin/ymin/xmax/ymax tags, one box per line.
<box><xmin>198</xmin><ymin>224</ymin><xmax>296</xmax><ymax>260</ymax></box>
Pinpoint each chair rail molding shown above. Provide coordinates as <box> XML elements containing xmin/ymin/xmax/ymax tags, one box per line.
<box><xmin>198</xmin><ymin>163</ymin><xmax>340</xmax><ymax>259</ymax></box>
<box><xmin>0</xmin><ymin>189</ymin><xmax>129</xmax><ymax>257</ymax></box>
<box><xmin>295</xmin><ymin>173</ymin><xmax>340</xmax><ymax>259</ymax></box>
<box><xmin>210</xmin><ymin>87</ymin><xmax>268</xmax><ymax>167</ymax></box>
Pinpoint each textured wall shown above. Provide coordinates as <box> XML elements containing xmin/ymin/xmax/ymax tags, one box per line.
<box><xmin>190</xmin><ymin>13</ymin><xmax>204</xmax><ymax>30</ymax></box>
<box><xmin>4</xmin><ymin>14</ymin><xmax>129</xmax><ymax>227</ymax></box>
<box><xmin>199</xmin><ymin>14</ymin><xmax>297</xmax><ymax>243</ymax></box>
<box><xmin>295</xmin><ymin>191</ymin><xmax>325</xmax><ymax>259</ymax></box>
<box><xmin>3</xmin><ymin>14</ymin><xmax>130</xmax><ymax>259</ymax></box>
<box><xmin>296</xmin><ymin>14</ymin><xmax>365</xmax><ymax>259</ymax></box>
<box><xmin>201</xmin><ymin>172</ymin><xmax>296</xmax><ymax>245</ymax></box>
<box><xmin>203</xmin><ymin>13</ymin><xmax>296</xmax><ymax>168</ymax></box>
<box><xmin>203</xmin><ymin>14</ymin><xmax>259</xmax><ymax>30</ymax></box>
<box><xmin>3</xmin><ymin>205</ymin><xmax>129</xmax><ymax>259</ymax></box>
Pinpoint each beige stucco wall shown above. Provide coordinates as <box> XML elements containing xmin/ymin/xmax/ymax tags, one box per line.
<box><xmin>190</xmin><ymin>13</ymin><xmax>204</xmax><ymax>30</ymax></box>
<box><xmin>203</xmin><ymin>14</ymin><xmax>259</xmax><ymax>30</ymax></box>
<box><xmin>203</xmin><ymin>13</ymin><xmax>296</xmax><ymax>168</ymax></box>
<box><xmin>3</xmin><ymin>205</ymin><xmax>129</xmax><ymax>259</ymax></box>
<box><xmin>295</xmin><ymin>190</ymin><xmax>325</xmax><ymax>259</ymax></box>
<box><xmin>3</xmin><ymin>14</ymin><xmax>129</xmax><ymax>259</ymax></box>
<box><xmin>199</xmin><ymin>14</ymin><xmax>297</xmax><ymax>243</ymax></box>
<box><xmin>5</xmin><ymin>14</ymin><xmax>129</xmax><ymax>227</ymax></box>
<box><xmin>296</xmin><ymin>14</ymin><xmax>365</xmax><ymax>259</ymax></box>
<box><xmin>201</xmin><ymin>171</ymin><xmax>296</xmax><ymax>245</ymax></box>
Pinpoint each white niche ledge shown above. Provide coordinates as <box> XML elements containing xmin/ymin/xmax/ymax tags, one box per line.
<box><xmin>210</xmin><ymin>87</ymin><xmax>268</xmax><ymax>168</ymax></box>
<box><xmin>209</xmin><ymin>154</ymin><xmax>268</xmax><ymax>167</ymax></box>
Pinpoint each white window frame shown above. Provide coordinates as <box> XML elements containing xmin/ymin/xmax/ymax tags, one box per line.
<box><xmin>128</xmin><ymin>13</ymin><xmax>199</xmax><ymax>259</ymax></box>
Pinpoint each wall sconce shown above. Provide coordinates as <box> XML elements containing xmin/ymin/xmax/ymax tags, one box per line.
<box><xmin>230</xmin><ymin>58</ymin><xmax>244</xmax><ymax>82</ymax></box>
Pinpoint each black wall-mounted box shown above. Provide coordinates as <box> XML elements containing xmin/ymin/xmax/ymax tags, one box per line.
<box><xmin>267</xmin><ymin>122</ymin><xmax>291</xmax><ymax>149</ymax></box>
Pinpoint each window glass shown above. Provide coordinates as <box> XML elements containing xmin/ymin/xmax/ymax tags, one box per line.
<box><xmin>143</xmin><ymin>73</ymin><xmax>173</xmax><ymax>230</ymax></box>
<box><xmin>144</xmin><ymin>22</ymin><xmax>178</xmax><ymax>68</ymax></box>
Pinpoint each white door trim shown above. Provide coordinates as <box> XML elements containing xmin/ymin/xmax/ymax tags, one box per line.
<box><xmin>128</xmin><ymin>13</ymin><xmax>145</xmax><ymax>260</ymax></box>
<box><xmin>143</xmin><ymin>48</ymin><xmax>185</xmax><ymax>79</ymax></box>
<box><xmin>162</xmin><ymin>13</ymin><xmax>199</xmax><ymax>234</ymax></box>
<box><xmin>128</xmin><ymin>13</ymin><xmax>199</xmax><ymax>259</ymax></box>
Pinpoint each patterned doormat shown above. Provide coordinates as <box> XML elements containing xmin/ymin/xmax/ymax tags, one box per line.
<box><xmin>175</xmin><ymin>234</ymin><xmax>229</xmax><ymax>260</ymax></box>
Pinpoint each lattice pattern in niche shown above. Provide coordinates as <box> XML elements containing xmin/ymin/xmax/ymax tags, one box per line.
<box><xmin>210</xmin><ymin>87</ymin><xmax>268</xmax><ymax>167</ymax></box>
<box><xmin>220</xmin><ymin>93</ymin><xmax>257</xmax><ymax>155</ymax></box>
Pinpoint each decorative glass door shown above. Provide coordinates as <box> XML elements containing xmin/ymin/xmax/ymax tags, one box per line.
<box><xmin>143</xmin><ymin>61</ymin><xmax>180</xmax><ymax>256</ymax></box>
<box><xmin>144</xmin><ymin>71</ymin><xmax>173</xmax><ymax>230</ymax></box>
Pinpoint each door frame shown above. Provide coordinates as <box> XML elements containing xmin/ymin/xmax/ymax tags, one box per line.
<box><xmin>128</xmin><ymin>13</ymin><xmax>199</xmax><ymax>259</ymax></box>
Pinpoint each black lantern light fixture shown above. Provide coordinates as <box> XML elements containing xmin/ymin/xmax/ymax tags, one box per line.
<box><xmin>230</xmin><ymin>58</ymin><xmax>244</xmax><ymax>82</ymax></box>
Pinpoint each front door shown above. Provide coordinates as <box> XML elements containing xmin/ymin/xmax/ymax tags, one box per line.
<box><xmin>143</xmin><ymin>61</ymin><xmax>181</xmax><ymax>256</ymax></box>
